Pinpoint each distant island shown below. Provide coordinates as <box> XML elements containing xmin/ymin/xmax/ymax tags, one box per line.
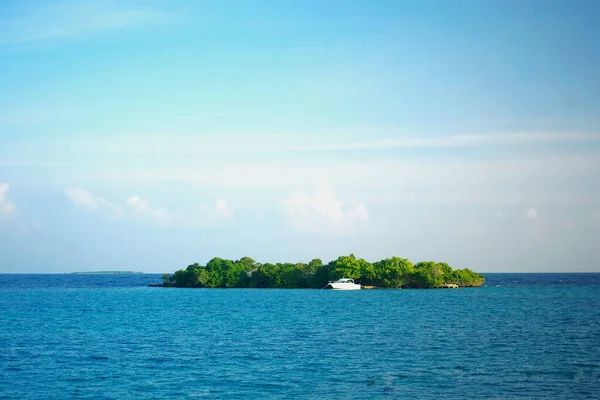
<box><xmin>70</xmin><ymin>271</ymin><xmax>143</xmax><ymax>274</ymax></box>
<box><xmin>159</xmin><ymin>254</ymin><xmax>485</xmax><ymax>289</ymax></box>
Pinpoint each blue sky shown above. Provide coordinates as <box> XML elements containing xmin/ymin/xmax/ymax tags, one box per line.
<box><xmin>1</xmin><ymin>0</ymin><xmax>599</xmax><ymax>273</ymax></box>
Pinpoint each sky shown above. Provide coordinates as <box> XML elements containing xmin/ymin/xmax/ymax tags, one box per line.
<box><xmin>1</xmin><ymin>0</ymin><xmax>600</xmax><ymax>273</ymax></box>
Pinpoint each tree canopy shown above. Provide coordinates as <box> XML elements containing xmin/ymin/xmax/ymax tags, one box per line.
<box><xmin>162</xmin><ymin>255</ymin><xmax>485</xmax><ymax>289</ymax></box>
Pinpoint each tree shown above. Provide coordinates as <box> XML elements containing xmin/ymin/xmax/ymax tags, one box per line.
<box><xmin>412</xmin><ymin>262</ymin><xmax>445</xmax><ymax>288</ymax></box>
<box><xmin>306</xmin><ymin>259</ymin><xmax>323</xmax><ymax>274</ymax></box>
<box><xmin>310</xmin><ymin>263</ymin><xmax>332</xmax><ymax>288</ymax></box>
<box><xmin>372</xmin><ymin>257</ymin><xmax>414</xmax><ymax>288</ymax></box>
<box><xmin>236</xmin><ymin>257</ymin><xmax>258</xmax><ymax>272</ymax></box>
<box><xmin>328</xmin><ymin>254</ymin><xmax>364</xmax><ymax>281</ymax></box>
<box><xmin>453</xmin><ymin>268</ymin><xmax>485</xmax><ymax>287</ymax></box>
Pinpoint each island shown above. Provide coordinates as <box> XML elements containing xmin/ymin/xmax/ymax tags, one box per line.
<box><xmin>158</xmin><ymin>254</ymin><xmax>485</xmax><ymax>289</ymax></box>
<box><xmin>69</xmin><ymin>271</ymin><xmax>143</xmax><ymax>274</ymax></box>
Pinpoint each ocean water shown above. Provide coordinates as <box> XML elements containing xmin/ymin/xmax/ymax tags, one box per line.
<box><xmin>1</xmin><ymin>274</ymin><xmax>599</xmax><ymax>399</ymax></box>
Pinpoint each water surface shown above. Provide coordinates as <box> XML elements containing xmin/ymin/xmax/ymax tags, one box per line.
<box><xmin>1</xmin><ymin>273</ymin><xmax>599</xmax><ymax>399</ymax></box>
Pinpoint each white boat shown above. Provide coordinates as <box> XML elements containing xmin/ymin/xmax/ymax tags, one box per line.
<box><xmin>328</xmin><ymin>278</ymin><xmax>361</xmax><ymax>290</ymax></box>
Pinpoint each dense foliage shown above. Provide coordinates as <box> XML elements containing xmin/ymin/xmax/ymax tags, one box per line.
<box><xmin>162</xmin><ymin>255</ymin><xmax>485</xmax><ymax>289</ymax></box>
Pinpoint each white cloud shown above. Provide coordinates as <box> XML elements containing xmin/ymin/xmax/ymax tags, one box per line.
<box><xmin>494</xmin><ymin>212</ymin><xmax>505</xmax><ymax>218</ymax></box>
<box><xmin>66</xmin><ymin>189</ymin><xmax>103</xmax><ymax>210</ymax></box>
<box><xmin>126</xmin><ymin>195</ymin><xmax>170</xmax><ymax>225</ymax></box>
<box><xmin>189</xmin><ymin>198</ymin><xmax>235</xmax><ymax>228</ymax></box>
<box><xmin>284</xmin><ymin>181</ymin><xmax>370</xmax><ymax>235</ymax></box>
<box><xmin>354</xmin><ymin>203</ymin><xmax>370</xmax><ymax>220</ymax></box>
<box><xmin>65</xmin><ymin>189</ymin><xmax>232</xmax><ymax>228</ymax></box>
<box><xmin>216</xmin><ymin>199</ymin><xmax>233</xmax><ymax>218</ymax></box>
<box><xmin>592</xmin><ymin>210</ymin><xmax>600</xmax><ymax>223</ymax></box>
<box><xmin>65</xmin><ymin>189</ymin><xmax>123</xmax><ymax>219</ymax></box>
<box><xmin>525</xmin><ymin>207</ymin><xmax>539</xmax><ymax>219</ymax></box>
<box><xmin>292</xmin><ymin>181</ymin><xmax>344</xmax><ymax>220</ymax></box>
<box><xmin>0</xmin><ymin>183</ymin><xmax>16</xmax><ymax>218</ymax></box>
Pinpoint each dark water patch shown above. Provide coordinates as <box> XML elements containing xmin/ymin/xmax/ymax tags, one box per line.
<box><xmin>88</xmin><ymin>356</ymin><xmax>109</xmax><ymax>361</ymax></box>
<box><xmin>520</xmin><ymin>369</ymin><xmax>578</xmax><ymax>379</ymax></box>
<box><xmin>145</xmin><ymin>357</ymin><xmax>167</xmax><ymax>363</ymax></box>
<box><xmin>66</xmin><ymin>378</ymin><xmax>88</xmax><ymax>383</ymax></box>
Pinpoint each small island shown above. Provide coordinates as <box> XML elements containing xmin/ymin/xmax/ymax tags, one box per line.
<box><xmin>159</xmin><ymin>254</ymin><xmax>484</xmax><ymax>289</ymax></box>
<box><xmin>70</xmin><ymin>271</ymin><xmax>143</xmax><ymax>274</ymax></box>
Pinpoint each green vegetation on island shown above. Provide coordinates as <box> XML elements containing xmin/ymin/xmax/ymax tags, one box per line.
<box><xmin>161</xmin><ymin>254</ymin><xmax>485</xmax><ymax>289</ymax></box>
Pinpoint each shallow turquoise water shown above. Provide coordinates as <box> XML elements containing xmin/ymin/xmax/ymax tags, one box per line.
<box><xmin>1</xmin><ymin>274</ymin><xmax>599</xmax><ymax>399</ymax></box>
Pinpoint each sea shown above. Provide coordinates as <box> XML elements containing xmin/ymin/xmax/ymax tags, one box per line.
<box><xmin>1</xmin><ymin>273</ymin><xmax>599</xmax><ymax>399</ymax></box>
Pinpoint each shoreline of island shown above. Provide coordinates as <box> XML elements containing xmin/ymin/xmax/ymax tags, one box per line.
<box><xmin>155</xmin><ymin>254</ymin><xmax>485</xmax><ymax>289</ymax></box>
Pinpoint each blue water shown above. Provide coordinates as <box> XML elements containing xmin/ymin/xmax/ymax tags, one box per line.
<box><xmin>1</xmin><ymin>274</ymin><xmax>599</xmax><ymax>399</ymax></box>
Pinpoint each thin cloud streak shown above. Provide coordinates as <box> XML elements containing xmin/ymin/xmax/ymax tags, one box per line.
<box><xmin>3</xmin><ymin>132</ymin><xmax>599</xmax><ymax>168</ymax></box>
<box><xmin>0</xmin><ymin>1</ymin><xmax>175</xmax><ymax>48</ymax></box>
<box><xmin>230</xmin><ymin>132</ymin><xmax>600</xmax><ymax>153</ymax></box>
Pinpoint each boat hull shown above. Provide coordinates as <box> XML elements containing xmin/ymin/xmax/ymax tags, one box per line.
<box><xmin>329</xmin><ymin>283</ymin><xmax>361</xmax><ymax>290</ymax></box>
